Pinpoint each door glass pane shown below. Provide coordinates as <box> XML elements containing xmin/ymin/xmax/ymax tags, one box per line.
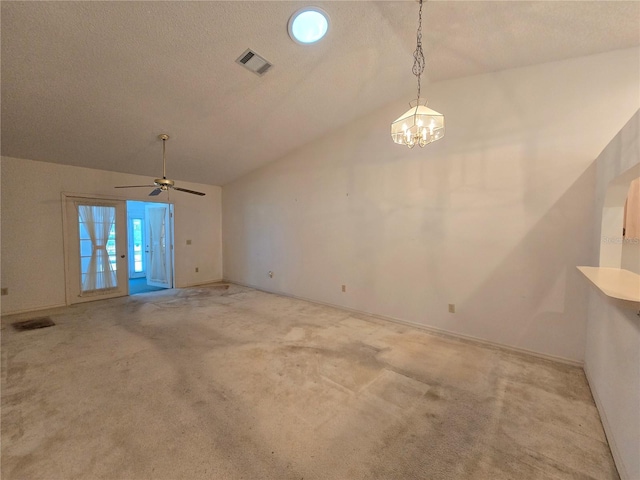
<box><xmin>79</xmin><ymin>223</ymin><xmax>90</xmax><ymax>239</ymax></box>
<box><xmin>107</xmin><ymin>224</ymin><xmax>117</xmax><ymax>271</ymax></box>
<box><xmin>81</xmin><ymin>256</ymin><xmax>91</xmax><ymax>273</ymax></box>
<box><xmin>132</xmin><ymin>218</ymin><xmax>144</xmax><ymax>273</ymax></box>
<box><xmin>80</xmin><ymin>239</ymin><xmax>93</xmax><ymax>257</ymax></box>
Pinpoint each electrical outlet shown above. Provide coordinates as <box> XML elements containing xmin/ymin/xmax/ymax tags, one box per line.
<box><xmin>195</xmin><ymin>267</ymin><xmax>199</xmax><ymax>273</ymax></box>
<box><xmin>186</xmin><ymin>239</ymin><xmax>192</xmax><ymax>245</ymax></box>
<box><xmin>448</xmin><ymin>304</ymin><xmax>456</xmax><ymax>313</ymax></box>
<box><xmin>341</xmin><ymin>285</ymin><xmax>346</xmax><ymax>292</ymax></box>
<box><xmin>1</xmin><ymin>288</ymin><xmax>7</xmax><ymax>296</ymax></box>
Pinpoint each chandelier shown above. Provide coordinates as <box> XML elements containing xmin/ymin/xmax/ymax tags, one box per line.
<box><xmin>391</xmin><ymin>0</ymin><xmax>444</xmax><ymax>148</ymax></box>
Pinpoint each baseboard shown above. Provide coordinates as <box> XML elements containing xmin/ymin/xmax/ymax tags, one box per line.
<box><xmin>2</xmin><ymin>280</ymin><xmax>228</xmax><ymax>315</ymax></box>
<box><xmin>375</xmin><ymin>314</ymin><xmax>583</xmax><ymax>367</ymax></box>
<box><xmin>223</xmin><ymin>279</ymin><xmax>583</xmax><ymax>367</ymax></box>
<box><xmin>179</xmin><ymin>278</ymin><xmax>225</xmax><ymax>288</ymax></box>
<box><xmin>1</xmin><ymin>303</ymin><xmax>67</xmax><ymax>317</ymax></box>
<box><xmin>583</xmin><ymin>365</ymin><xmax>627</xmax><ymax>480</ymax></box>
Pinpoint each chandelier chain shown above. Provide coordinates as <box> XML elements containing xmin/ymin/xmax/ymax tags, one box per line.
<box><xmin>412</xmin><ymin>0</ymin><xmax>426</xmax><ymax>99</ymax></box>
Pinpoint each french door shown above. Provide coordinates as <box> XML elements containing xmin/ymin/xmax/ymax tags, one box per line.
<box><xmin>64</xmin><ymin>197</ymin><xmax>128</xmax><ymax>303</ymax></box>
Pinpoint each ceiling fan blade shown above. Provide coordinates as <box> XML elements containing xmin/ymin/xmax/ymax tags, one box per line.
<box><xmin>173</xmin><ymin>186</ymin><xmax>206</xmax><ymax>196</ymax></box>
<box><xmin>149</xmin><ymin>188</ymin><xmax>163</xmax><ymax>196</ymax></box>
<box><xmin>115</xmin><ymin>185</ymin><xmax>157</xmax><ymax>189</ymax></box>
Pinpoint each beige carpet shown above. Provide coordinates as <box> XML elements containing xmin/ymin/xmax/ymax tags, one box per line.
<box><xmin>1</xmin><ymin>284</ymin><xmax>618</xmax><ymax>479</ymax></box>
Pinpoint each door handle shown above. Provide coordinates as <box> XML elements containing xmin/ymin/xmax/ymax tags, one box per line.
<box><xmin>120</xmin><ymin>255</ymin><xmax>125</xmax><ymax>258</ymax></box>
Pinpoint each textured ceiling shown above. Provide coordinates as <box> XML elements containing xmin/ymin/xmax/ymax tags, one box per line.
<box><xmin>2</xmin><ymin>1</ymin><xmax>639</xmax><ymax>185</ymax></box>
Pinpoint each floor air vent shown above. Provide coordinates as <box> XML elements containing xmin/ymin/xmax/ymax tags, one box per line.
<box><xmin>12</xmin><ymin>317</ymin><xmax>55</xmax><ymax>331</ymax></box>
<box><xmin>235</xmin><ymin>48</ymin><xmax>273</xmax><ymax>76</ymax></box>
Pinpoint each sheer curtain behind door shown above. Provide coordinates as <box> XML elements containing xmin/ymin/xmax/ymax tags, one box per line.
<box><xmin>78</xmin><ymin>204</ymin><xmax>117</xmax><ymax>292</ymax></box>
<box><xmin>147</xmin><ymin>206</ymin><xmax>168</xmax><ymax>284</ymax></box>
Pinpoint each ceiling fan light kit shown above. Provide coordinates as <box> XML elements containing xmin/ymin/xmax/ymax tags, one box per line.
<box><xmin>115</xmin><ymin>134</ymin><xmax>206</xmax><ymax>196</ymax></box>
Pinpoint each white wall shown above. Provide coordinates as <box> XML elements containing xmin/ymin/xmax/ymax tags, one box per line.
<box><xmin>222</xmin><ymin>48</ymin><xmax>640</xmax><ymax>363</ymax></box>
<box><xmin>584</xmin><ymin>111</ymin><xmax>640</xmax><ymax>480</ymax></box>
<box><xmin>1</xmin><ymin>156</ymin><xmax>222</xmax><ymax>314</ymax></box>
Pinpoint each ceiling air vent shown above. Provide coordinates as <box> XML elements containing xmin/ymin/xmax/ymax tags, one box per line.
<box><xmin>235</xmin><ymin>48</ymin><xmax>273</xmax><ymax>77</ymax></box>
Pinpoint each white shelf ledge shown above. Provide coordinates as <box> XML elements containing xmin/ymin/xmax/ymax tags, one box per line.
<box><xmin>577</xmin><ymin>266</ymin><xmax>640</xmax><ymax>303</ymax></box>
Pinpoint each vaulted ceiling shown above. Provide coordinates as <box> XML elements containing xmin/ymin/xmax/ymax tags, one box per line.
<box><xmin>2</xmin><ymin>1</ymin><xmax>639</xmax><ymax>185</ymax></box>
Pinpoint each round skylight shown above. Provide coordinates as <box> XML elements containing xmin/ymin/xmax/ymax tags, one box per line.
<box><xmin>288</xmin><ymin>7</ymin><xmax>330</xmax><ymax>45</ymax></box>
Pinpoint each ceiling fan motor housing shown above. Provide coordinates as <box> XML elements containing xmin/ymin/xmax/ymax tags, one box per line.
<box><xmin>154</xmin><ymin>178</ymin><xmax>175</xmax><ymax>188</ymax></box>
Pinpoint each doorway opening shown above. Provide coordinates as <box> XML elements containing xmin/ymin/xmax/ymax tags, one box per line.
<box><xmin>127</xmin><ymin>200</ymin><xmax>174</xmax><ymax>295</ymax></box>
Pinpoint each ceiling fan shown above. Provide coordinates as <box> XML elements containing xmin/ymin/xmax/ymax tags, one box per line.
<box><xmin>115</xmin><ymin>134</ymin><xmax>205</xmax><ymax>196</ymax></box>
